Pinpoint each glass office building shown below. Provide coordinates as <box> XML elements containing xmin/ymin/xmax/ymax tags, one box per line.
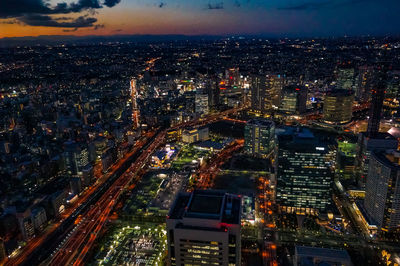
<box><xmin>276</xmin><ymin>128</ymin><xmax>333</xmax><ymax>214</ymax></box>
<box><xmin>244</xmin><ymin>119</ymin><xmax>275</xmax><ymax>157</ymax></box>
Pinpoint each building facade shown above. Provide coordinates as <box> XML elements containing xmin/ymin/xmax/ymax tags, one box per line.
<box><xmin>182</xmin><ymin>127</ymin><xmax>209</xmax><ymax>144</ymax></box>
<box><xmin>276</xmin><ymin>128</ymin><xmax>334</xmax><ymax>214</ymax></box>
<box><xmin>251</xmin><ymin>74</ymin><xmax>284</xmax><ymax>113</ymax></box>
<box><xmin>244</xmin><ymin>119</ymin><xmax>275</xmax><ymax>157</ymax></box>
<box><xmin>323</xmin><ymin>89</ymin><xmax>354</xmax><ymax>124</ymax></box>
<box><xmin>167</xmin><ymin>190</ymin><xmax>241</xmax><ymax>266</ymax></box>
<box><xmin>364</xmin><ymin>150</ymin><xmax>400</xmax><ymax>232</ymax></box>
<box><xmin>279</xmin><ymin>85</ymin><xmax>307</xmax><ymax>114</ymax></box>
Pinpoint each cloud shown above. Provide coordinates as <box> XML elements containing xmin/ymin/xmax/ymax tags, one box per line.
<box><xmin>207</xmin><ymin>2</ymin><xmax>224</xmax><ymax>9</ymax></box>
<box><xmin>0</xmin><ymin>19</ymin><xmax>22</xmax><ymax>24</ymax></box>
<box><xmin>0</xmin><ymin>0</ymin><xmax>51</xmax><ymax>18</ymax></box>
<box><xmin>63</xmin><ymin>27</ymin><xmax>78</xmax><ymax>32</ymax></box>
<box><xmin>0</xmin><ymin>0</ymin><xmax>121</xmax><ymax>28</ymax></box>
<box><xmin>159</xmin><ymin>2</ymin><xmax>166</xmax><ymax>8</ymax></box>
<box><xmin>278</xmin><ymin>0</ymin><xmax>367</xmax><ymax>10</ymax></box>
<box><xmin>19</xmin><ymin>14</ymin><xmax>97</xmax><ymax>27</ymax></box>
<box><xmin>103</xmin><ymin>0</ymin><xmax>121</xmax><ymax>8</ymax></box>
<box><xmin>93</xmin><ymin>23</ymin><xmax>105</xmax><ymax>30</ymax></box>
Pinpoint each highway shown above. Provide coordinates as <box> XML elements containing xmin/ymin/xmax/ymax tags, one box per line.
<box><xmin>4</xmin><ymin>131</ymin><xmax>156</xmax><ymax>266</ymax></box>
<box><xmin>37</xmin><ymin>107</ymin><xmax>245</xmax><ymax>265</ymax></box>
<box><xmin>195</xmin><ymin>139</ymin><xmax>244</xmax><ymax>189</ymax></box>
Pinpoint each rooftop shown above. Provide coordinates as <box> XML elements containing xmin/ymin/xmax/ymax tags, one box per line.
<box><xmin>373</xmin><ymin>150</ymin><xmax>400</xmax><ymax>169</ymax></box>
<box><xmin>295</xmin><ymin>246</ymin><xmax>351</xmax><ymax>261</ymax></box>
<box><xmin>326</xmin><ymin>88</ymin><xmax>355</xmax><ymax>97</ymax></box>
<box><xmin>247</xmin><ymin>119</ymin><xmax>274</xmax><ymax>128</ymax></box>
<box><xmin>168</xmin><ymin>190</ymin><xmax>241</xmax><ymax>224</ymax></box>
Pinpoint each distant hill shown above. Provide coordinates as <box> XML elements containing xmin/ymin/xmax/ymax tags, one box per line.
<box><xmin>0</xmin><ymin>34</ymin><xmax>224</xmax><ymax>48</ymax></box>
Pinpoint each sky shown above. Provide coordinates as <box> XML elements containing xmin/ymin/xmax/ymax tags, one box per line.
<box><xmin>0</xmin><ymin>0</ymin><xmax>400</xmax><ymax>38</ymax></box>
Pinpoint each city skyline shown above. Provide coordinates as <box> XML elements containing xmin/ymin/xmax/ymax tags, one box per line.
<box><xmin>1</xmin><ymin>0</ymin><xmax>400</xmax><ymax>38</ymax></box>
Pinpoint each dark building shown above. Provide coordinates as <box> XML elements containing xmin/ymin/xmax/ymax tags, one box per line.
<box><xmin>244</xmin><ymin>119</ymin><xmax>275</xmax><ymax>157</ymax></box>
<box><xmin>276</xmin><ymin>128</ymin><xmax>334</xmax><ymax>214</ymax></box>
<box><xmin>366</xmin><ymin>68</ymin><xmax>387</xmax><ymax>137</ymax></box>
<box><xmin>356</xmin><ymin>64</ymin><xmax>398</xmax><ymax>183</ymax></box>
<box><xmin>207</xmin><ymin>77</ymin><xmax>220</xmax><ymax>111</ymax></box>
<box><xmin>280</xmin><ymin>85</ymin><xmax>307</xmax><ymax>114</ymax></box>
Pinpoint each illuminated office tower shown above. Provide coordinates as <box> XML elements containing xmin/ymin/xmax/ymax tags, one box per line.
<box><xmin>364</xmin><ymin>150</ymin><xmax>400</xmax><ymax>232</ymax></box>
<box><xmin>167</xmin><ymin>190</ymin><xmax>241</xmax><ymax>266</ymax></box>
<box><xmin>280</xmin><ymin>85</ymin><xmax>307</xmax><ymax>114</ymax></box>
<box><xmin>323</xmin><ymin>89</ymin><xmax>354</xmax><ymax>124</ymax></box>
<box><xmin>357</xmin><ymin>65</ymin><xmax>373</xmax><ymax>102</ymax></box>
<box><xmin>63</xmin><ymin>141</ymin><xmax>89</xmax><ymax>176</ymax></box>
<box><xmin>225</xmin><ymin>67</ymin><xmax>240</xmax><ymax>87</ymax></box>
<box><xmin>336</xmin><ymin>64</ymin><xmax>355</xmax><ymax>91</ymax></box>
<box><xmin>276</xmin><ymin>128</ymin><xmax>333</xmax><ymax>214</ymax></box>
<box><xmin>195</xmin><ymin>88</ymin><xmax>209</xmax><ymax>115</ymax></box>
<box><xmin>244</xmin><ymin>119</ymin><xmax>275</xmax><ymax>157</ymax></box>
<box><xmin>356</xmin><ymin>64</ymin><xmax>398</xmax><ymax>181</ymax></box>
<box><xmin>387</xmin><ymin>71</ymin><xmax>400</xmax><ymax>99</ymax></box>
<box><xmin>251</xmin><ymin>74</ymin><xmax>284</xmax><ymax>113</ymax></box>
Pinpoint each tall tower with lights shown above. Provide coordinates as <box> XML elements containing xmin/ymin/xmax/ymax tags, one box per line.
<box><xmin>130</xmin><ymin>79</ymin><xmax>140</xmax><ymax>129</ymax></box>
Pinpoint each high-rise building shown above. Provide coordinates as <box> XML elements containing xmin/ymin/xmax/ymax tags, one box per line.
<box><xmin>336</xmin><ymin>64</ymin><xmax>355</xmax><ymax>91</ymax></box>
<box><xmin>356</xmin><ymin>64</ymin><xmax>397</xmax><ymax>182</ymax></box>
<box><xmin>207</xmin><ymin>77</ymin><xmax>220</xmax><ymax>111</ymax></box>
<box><xmin>323</xmin><ymin>89</ymin><xmax>354</xmax><ymax>124</ymax></box>
<box><xmin>276</xmin><ymin>128</ymin><xmax>334</xmax><ymax>214</ymax></box>
<box><xmin>366</xmin><ymin>69</ymin><xmax>387</xmax><ymax>138</ymax></box>
<box><xmin>251</xmin><ymin>74</ymin><xmax>284</xmax><ymax>113</ymax></box>
<box><xmin>364</xmin><ymin>150</ymin><xmax>400</xmax><ymax>232</ymax></box>
<box><xmin>244</xmin><ymin>119</ymin><xmax>275</xmax><ymax>157</ymax></box>
<box><xmin>167</xmin><ymin>190</ymin><xmax>241</xmax><ymax>266</ymax></box>
<box><xmin>356</xmin><ymin>132</ymin><xmax>398</xmax><ymax>182</ymax></box>
<box><xmin>63</xmin><ymin>141</ymin><xmax>89</xmax><ymax>176</ymax></box>
<box><xmin>357</xmin><ymin>65</ymin><xmax>373</xmax><ymax>102</ymax></box>
<box><xmin>225</xmin><ymin>68</ymin><xmax>240</xmax><ymax>87</ymax></box>
<box><xmin>387</xmin><ymin>70</ymin><xmax>400</xmax><ymax>99</ymax></box>
<box><xmin>280</xmin><ymin>85</ymin><xmax>307</xmax><ymax>114</ymax></box>
<box><xmin>195</xmin><ymin>88</ymin><xmax>209</xmax><ymax>115</ymax></box>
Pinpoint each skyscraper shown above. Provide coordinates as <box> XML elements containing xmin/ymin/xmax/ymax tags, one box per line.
<box><xmin>195</xmin><ymin>88</ymin><xmax>209</xmax><ymax>115</ymax></box>
<box><xmin>336</xmin><ymin>63</ymin><xmax>355</xmax><ymax>91</ymax></box>
<box><xmin>356</xmin><ymin>133</ymin><xmax>398</xmax><ymax>183</ymax></box>
<box><xmin>276</xmin><ymin>128</ymin><xmax>333</xmax><ymax>214</ymax></box>
<box><xmin>244</xmin><ymin>119</ymin><xmax>275</xmax><ymax>157</ymax></box>
<box><xmin>207</xmin><ymin>77</ymin><xmax>220</xmax><ymax>111</ymax></box>
<box><xmin>130</xmin><ymin>79</ymin><xmax>140</xmax><ymax>129</ymax></box>
<box><xmin>251</xmin><ymin>74</ymin><xmax>284</xmax><ymax>113</ymax></box>
<box><xmin>364</xmin><ymin>150</ymin><xmax>400</xmax><ymax>232</ymax></box>
<box><xmin>323</xmin><ymin>89</ymin><xmax>354</xmax><ymax>124</ymax></box>
<box><xmin>63</xmin><ymin>141</ymin><xmax>89</xmax><ymax>176</ymax></box>
<box><xmin>280</xmin><ymin>85</ymin><xmax>307</xmax><ymax>114</ymax></box>
<box><xmin>356</xmin><ymin>63</ymin><xmax>397</xmax><ymax>182</ymax></box>
<box><xmin>167</xmin><ymin>190</ymin><xmax>241</xmax><ymax>266</ymax></box>
<box><xmin>366</xmin><ymin>67</ymin><xmax>387</xmax><ymax>138</ymax></box>
<box><xmin>225</xmin><ymin>68</ymin><xmax>240</xmax><ymax>87</ymax></box>
<box><xmin>357</xmin><ymin>65</ymin><xmax>373</xmax><ymax>102</ymax></box>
